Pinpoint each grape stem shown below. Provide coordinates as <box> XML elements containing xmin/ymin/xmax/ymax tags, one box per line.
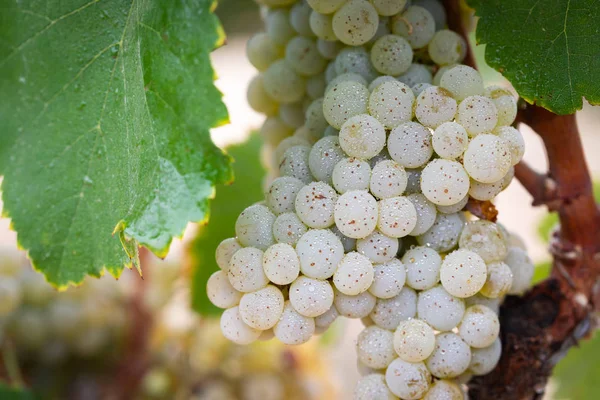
<box><xmin>446</xmin><ymin>1</ymin><xmax>600</xmax><ymax>399</ymax></box>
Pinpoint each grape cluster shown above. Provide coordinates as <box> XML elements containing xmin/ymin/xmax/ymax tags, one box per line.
<box><xmin>209</xmin><ymin>0</ymin><xmax>535</xmax><ymax>398</ymax></box>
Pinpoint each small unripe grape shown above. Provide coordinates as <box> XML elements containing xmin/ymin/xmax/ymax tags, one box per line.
<box><xmin>285</xmin><ymin>36</ymin><xmax>326</xmax><ymax>77</ymax></box>
<box><xmin>265</xmin><ymin>176</ymin><xmax>305</xmax><ymax>216</ymax></box>
<box><xmin>415</xmin><ymin>86</ymin><xmax>457</xmax><ymax>129</ymax></box>
<box><xmin>334</xmin><ymin>288</ymin><xmax>377</xmax><ymax>318</ymax></box>
<box><xmin>426</xmin><ymin>332</ymin><xmax>471</xmax><ymax>378</ymax></box>
<box><xmin>470</xmin><ymin>338</ymin><xmax>502</xmax><ymax>375</ymax></box>
<box><xmin>273</xmin><ymin>301</ymin><xmax>315</xmax><ymax>345</ymax></box>
<box><xmin>481</xmin><ymin>261</ymin><xmax>513</xmax><ymax>298</ymax></box>
<box><xmin>339</xmin><ymin>114</ymin><xmax>387</xmax><ymax>160</ymax></box>
<box><xmin>295</xmin><ymin>181</ymin><xmax>338</xmax><ymax>229</ymax></box>
<box><xmin>385</xmin><ymin>358</ymin><xmax>431</xmax><ymax>399</ymax></box>
<box><xmin>228</xmin><ymin>247</ymin><xmax>269</xmax><ymax>293</ymax></box>
<box><xmin>332</xmin><ymin>157</ymin><xmax>372</xmax><ymax>194</ymax></box>
<box><xmin>323</xmin><ymin>81</ymin><xmax>369</xmax><ymax>129</ymax></box>
<box><xmin>402</xmin><ymin>246</ymin><xmax>442</xmax><ymax>290</ymax></box>
<box><xmin>370</xmin><ymin>35</ymin><xmax>413</xmax><ymax>76</ymax></box>
<box><xmin>370</xmin><ymin>287</ymin><xmax>417</xmax><ymax>330</ymax></box>
<box><xmin>265</xmin><ymin>9</ymin><xmax>295</xmax><ymax>46</ymax></box>
<box><xmin>417</xmin><ymin>285</ymin><xmax>465</xmax><ymax>331</ymax></box>
<box><xmin>368</xmin><ymin>81</ymin><xmax>415</xmax><ymax>129</ymax></box>
<box><xmin>272</xmin><ymin>212</ymin><xmax>308</xmax><ymax>246</ymax></box>
<box><xmin>505</xmin><ymin>247</ymin><xmax>535</xmax><ymax>295</ymax></box>
<box><xmin>296</xmin><ymin>229</ymin><xmax>345</xmax><ymax>279</ymax></box>
<box><xmin>207</xmin><ymin>271</ymin><xmax>243</xmax><ymax>309</ymax></box>
<box><xmin>458</xmin><ymin>304</ymin><xmax>500</xmax><ymax>348</ymax></box>
<box><xmin>417</xmin><ymin>212</ymin><xmax>465</xmax><ymax>253</ymax></box>
<box><xmin>440</xmin><ymin>249</ymin><xmax>487</xmax><ymax>298</ymax></box>
<box><xmin>354</xmin><ymin>373</ymin><xmax>398</xmax><ymax>400</ymax></box>
<box><xmin>246</xmin><ymin>33</ymin><xmax>281</xmax><ymax>71</ymax></box>
<box><xmin>428</xmin><ymin>30</ymin><xmax>466</xmax><ymax>65</ymax></box>
<box><xmin>289</xmin><ymin>276</ymin><xmax>334</xmax><ymax>317</ymax></box>
<box><xmin>392</xmin><ymin>6</ymin><xmax>436</xmax><ymax>49</ymax></box>
<box><xmin>334</xmin><ymin>251</ymin><xmax>374</xmax><ymax>295</ymax></box>
<box><xmin>370</xmin><ymin>160</ymin><xmax>408</xmax><ymax>199</ymax></box>
<box><xmin>239</xmin><ymin>285</ymin><xmax>285</xmax><ymax>330</ymax></box>
<box><xmin>420</xmin><ymin>159</ymin><xmax>470</xmax><ymax>206</ymax></box>
<box><xmin>220</xmin><ymin>306</ymin><xmax>262</xmax><ymax>345</ymax></box>
<box><xmin>378</xmin><ymin>196</ymin><xmax>418</xmax><ymax>238</ymax></box>
<box><xmin>263</xmin><ymin>243</ymin><xmax>300</xmax><ymax>285</ymax></box>
<box><xmin>459</xmin><ymin>220</ymin><xmax>508</xmax><ymax>263</ymax></box>
<box><xmin>235</xmin><ymin>204</ymin><xmax>276</xmax><ymax>250</ymax></box>
<box><xmin>463</xmin><ymin>134</ymin><xmax>512</xmax><ymax>183</ymax></box>
<box><xmin>334</xmin><ymin>190</ymin><xmax>379</xmax><ymax>239</ymax></box>
<box><xmin>398</xmin><ymin>63</ymin><xmax>433</xmax><ymax>87</ymax></box>
<box><xmin>308</xmin><ymin>136</ymin><xmax>345</xmax><ymax>184</ymax></box>
<box><xmin>393</xmin><ymin>319</ymin><xmax>436</xmax><ymax>362</ymax></box>
<box><xmin>388</xmin><ymin>122</ymin><xmax>434</xmax><ymax>168</ymax></box>
<box><xmin>432</xmin><ymin>121</ymin><xmax>469</xmax><ymax>160</ymax></box>
<box><xmin>332</xmin><ymin>0</ymin><xmax>379</xmax><ymax>46</ymax></box>
<box><xmin>369</xmin><ymin>259</ymin><xmax>406</xmax><ymax>299</ymax></box>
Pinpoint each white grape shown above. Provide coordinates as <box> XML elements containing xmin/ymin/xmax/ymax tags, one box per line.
<box><xmin>505</xmin><ymin>247</ymin><xmax>534</xmax><ymax>295</ymax></box>
<box><xmin>377</xmin><ymin>196</ymin><xmax>418</xmax><ymax>238</ymax></box>
<box><xmin>306</xmin><ymin>73</ymin><xmax>327</xmax><ymax>99</ymax></box>
<box><xmin>279</xmin><ymin>102</ymin><xmax>305</xmax><ymax>129</ymax></box>
<box><xmin>501</xmin><ymin>165</ymin><xmax>515</xmax><ymax>190</ymax></box>
<box><xmin>456</xmin><ymin>96</ymin><xmax>498</xmax><ymax>137</ymax></box>
<box><xmin>235</xmin><ymin>204</ymin><xmax>276</xmax><ymax>250</ymax></box>
<box><xmin>417</xmin><ymin>285</ymin><xmax>465</xmax><ymax>331</ymax></box>
<box><xmin>275</xmin><ymin>136</ymin><xmax>310</xmax><ymax>164</ymax></box>
<box><xmin>407</xmin><ymin>193</ymin><xmax>437</xmax><ymax>236</ymax></box>
<box><xmin>215</xmin><ymin>237</ymin><xmax>243</xmax><ymax>272</ymax></box>
<box><xmin>339</xmin><ymin>114</ymin><xmax>387</xmax><ymax>160</ymax></box>
<box><xmin>368</xmin><ymin>75</ymin><xmax>398</xmax><ymax>91</ymax></box>
<box><xmin>309</xmin><ymin>136</ymin><xmax>346</xmax><ymax>184</ymax></box>
<box><xmin>357</xmin><ymin>230</ymin><xmax>400</xmax><ymax>264</ymax></box>
<box><xmin>334</xmin><ymin>289</ymin><xmax>377</xmax><ymax>318</ymax></box>
<box><xmin>440</xmin><ymin>65</ymin><xmax>484</xmax><ymax>101</ymax></box>
<box><xmin>325</xmin><ymin>59</ymin><xmax>338</xmax><ymax>83</ymax></box>
<box><xmin>371</xmin><ymin>0</ymin><xmax>407</xmax><ymax>16</ymax></box>
<box><xmin>428</xmin><ymin>30</ymin><xmax>466</xmax><ymax>66</ymax></box>
<box><xmin>463</xmin><ymin>134</ymin><xmax>512</xmax><ymax>183</ymax></box>
<box><xmin>469</xmin><ymin>178</ymin><xmax>504</xmax><ymax>201</ymax></box>
<box><xmin>285</xmin><ymin>36</ymin><xmax>326</xmax><ymax>76</ymax></box>
<box><xmin>388</xmin><ymin>122</ymin><xmax>433</xmax><ymax>168</ymax></box>
<box><xmin>290</xmin><ymin>0</ymin><xmax>315</xmax><ymax>36</ymax></box>
<box><xmin>370</xmin><ymin>287</ymin><xmax>417</xmax><ymax>330</ymax></box>
<box><xmin>465</xmin><ymin>293</ymin><xmax>501</xmax><ymax>314</ymax></box>
<box><xmin>239</xmin><ymin>285</ymin><xmax>285</xmax><ymax>330</ymax></box>
<box><xmin>296</xmin><ymin>229</ymin><xmax>345</xmax><ymax>279</ymax></box>
<box><xmin>228</xmin><ymin>247</ymin><xmax>269</xmax><ymax>293</ymax></box>
<box><xmin>415</xmin><ymin>86</ymin><xmax>457</xmax><ymax>129</ymax></box>
<box><xmin>309</xmin><ymin>10</ymin><xmax>337</xmax><ymax>40</ymax></box>
<box><xmin>398</xmin><ymin>63</ymin><xmax>433</xmax><ymax>87</ymax></box>
<box><xmin>220</xmin><ymin>306</ymin><xmax>262</xmax><ymax>345</ymax></box>
<box><xmin>432</xmin><ymin>121</ymin><xmax>469</xmax><ymax>160</ymax></box>
<box><xmin>289</xmin><ymin>276</ymin><xmax>334</xmax><ymax>317</ymax></box>
<box><xmin>440</xmin><ymin>249</ymin><xmax>487</xmax><ymax>298</ymax></box>
<box><xmin>369</xmin><ymin>259</ymin><xmax>406</xmax><ymax>299</ymax></box>
<box><xmin>247</xmin><ymin>75</ymin><xmax>279</xmax><ymax>116</ymax></box>
<box><xmin>393</xmin><ymin>319</ymin><xmax>435</xmax><ymax>362</ymax></box>
<box><xmin>207</xmin><ymin>271</ymin><xmax>243</xmax><ymax>309</ymax></box>
<box><xmin>368</xmin><ymin>81</ymin><xmax>415</xmax><ymax>129</ymax></box>
<box><xmin>308</xmin><ymin>0</ymin><xmax>347</xmax><ymax>14</ymax></box>
<box><xmin>332</xmin><ymin>0</ymin><xmax>379</xmax><ymax>46</ymax></box>
<box><xmin>481</xmin><ymin>261</ymin><xmax>513</xmax><ymax>298</ymax></box>
<box><xmin>354</xmin><ymin>373</ymin><xmax>399</xmax><ymax>400</ymax></box>
<box><xmin>392</xmin><ymin>6</ymin><xmax>436</xmax><ymax>49</ymax></box>
<box><xmin>317</xmin><ymin>38</ymin><xmax>344</xmax><ymax>59</ymax></box>
<box><xmin>261</xmin><ymin>116</ymin><xmax>294</xmax><ymax>145</ymax></box>
<box><xmin>314</xmin><ymin>304</ymin><xmax>339</xmax><ymax>329</ymax></box>
<box><xmin>334</xmin><ymin>190</ymin><xmax>379</xmax><ymax>239</ymax></box>
<box><xmin>436</xmin><ymin>194</ymin><xmax>468</xmax><ymax>214</ymax></box>
<box><xmin>305</xmin><ymin>98</ymin><xmax>329</xmax><ymax>142</ymax></box>
<box><xmin>422</xmin><ymin>380</ymin><xmax>464</xmax><ymax>400</ymax></box>
<box><xmin>265</xmin><ymin>9</ymin><xmax>295</xmax><ymax>46</ymax></box>
<box><xmin>294</xmin><ymin>181</ymin><xmax>338</xmax><ymax>228</ymax></box>
<box><xmin>370</xmin><ymin>160</ymin><xmax>408</xmax><ymax>199</ymax></box>
<box><xmin>332</xmin><ymin>157</ymin><xmax>372</xmax><ymax>193</ymax></box>
<box><xmin>458</xmin><ymin>304</ymin><xmax>500</xmax><ymax>348</ymax></box>
<box><xmin>273</xmin><ymin>301</ymin><xmax>315</xmax><ymax>345</ymax></box>
<box><xmin>334</xmin><ymin>251</ymin><xmax>374</xmax><ymax>295</ymax></box>
<box><xmin>370</xmin><ymin>35</ymin><xmax>413</xmax><ymax>76</ymax></box>
<box><xmin>326</xmin><ymin>72</ymin><xmax>369</xmax><ymax>93</ymax></box>
<box><xmin>246</xmin><ymin>33</ymin><xmax>281</xmax><ymax>71</ymax></box>
<box><xmin>357</xmin><ymin>326</ymin><xmax>397</xmax><ymax>369</ymax></box>
<box><xmin>432</xmin><ymin>64</ymin><xmax>455</xmax><ymax>85</ymax></box>
<box><xmin>458</xmin><ymin>220</ymin><xmax>508</xmax><ymax>263</ymax></box>
<box><xmin>485</xmin><ymin>85</ymin><xmax>517</xmax><ymax>127</ymax></box>
<box><xmin>426</xmin><ymin>332</ymin><xmax>471</xmax><ymax>378</ymax></box>
<box><xmin>412</xmin><ymin>82</ymin><xmax>433</xmax><ymax>97</ymax></box>
<box><xmin>272</xmin><ymin>212</ymin><xmax>308</xmax><ymax>246</ymax></box>
<box><xmin>385</xmin><ymin>358</ymin><xmax>431</xmax><ymax>400</ymax></box>
<box><xmin>266</xmin><ymin>176</ymin><xmax>305</xmax><ymax>215</ymax></box>
<box><xmin>417</xmin><ymin>212</ymin><xmax>465</xmax><ymax>253</ymax></box>
<box><xmin>263</xmin><ymin>60</ymin><xmax>306</xmax><ymax>104</ymax></box>
<box><xmin>469</xmin><ymin>338</ymin><xmax>502</xmax><ymax>375</ymax></box>
<box><xmin>495</xmin><ymin>126</ymin><xmax>525</xmax><ymax>166</ymax></box>
<box><xmin>323</xmin><ymin>80</ymin><xmax>370</xmax><ymax>129</ymax></box>
<box><xmin>279</xmin><ymin>145</ymin><xmax>314</xmax><ymax>183</ymax></box>
<box><xmin>334</xmin><ymin>47</ymin><xmax>378</xmax><ymax>81</ymax></box>
<box><xmin>413</xmin><ymin>0</ymin><xmax>446</xmax><ymax>30</ymax></box>
<box><xmin>402</xmin><ymin>246</ymin><xmax>442</xmax><ymax>290</ymax></box>
<box><xmin>420</xmin><ymin>159</ymin><xmax>470</xmax><ymax>206</ymax></box>
<box><xmin>331</xmin><ymin>224</ymin><xmax>358</xmax><ymax>252</ymax></box>
<box><xmin>263</xmin><ymin>243</ymin><xmax>301</xmax><ymax>285</ymax></box>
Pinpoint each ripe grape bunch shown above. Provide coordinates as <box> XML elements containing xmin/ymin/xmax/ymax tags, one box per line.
<box><xmin>208</xmin><ymin>0</ymin><xmax>536</xmax><ymax>398</ymax></box>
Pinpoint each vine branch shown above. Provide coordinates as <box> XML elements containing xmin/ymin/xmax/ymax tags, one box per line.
<box><xmin>445</xmin><ymin>1</ymin><xmax>600</xmax><ymax>399</ymax></box>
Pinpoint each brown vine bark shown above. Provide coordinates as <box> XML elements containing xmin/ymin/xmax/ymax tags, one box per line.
<box><xmin>445</xmin><ymin>1</ymin><xmax>600</xmax><ymax>398</ymax></box>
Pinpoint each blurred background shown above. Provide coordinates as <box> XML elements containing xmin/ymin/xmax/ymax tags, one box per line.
<box><xmin>0</xmin><ymin>1</ymin><xmax>599</xmax><ymax>399</ymax></box>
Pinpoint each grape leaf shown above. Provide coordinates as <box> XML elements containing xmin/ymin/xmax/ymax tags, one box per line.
<box><xmin>0</xmin><ymin>0</ymin><xmax>231</xmax><ymax>287</ymax></box>
<box><xmin>188</xmin><ymin>135</ymin><xmax>266</xmax><ymax>316</ymax></box>
<box><xmin>468</xmin><ymin>0</ymin><xmax>600</xmax><ymax>114</ymax></box>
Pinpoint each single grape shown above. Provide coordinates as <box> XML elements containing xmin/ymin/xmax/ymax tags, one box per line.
<box><xmin>220</xmin><ymin>306</ymin><xmax>262</xmax><ymax>345</ymax></box>
<box><xmin>459</xmin><ymin>220</ymin><xmax>508</xmax><ymax>263</ymax></box>
<box><xmin>323</xmin><ymin>80</ymin><xmax>370</xmax><ymax>129</ymax></box>
<box><xmin>392</xmin><ymin>6</ymin><xmax>436</xmax><ymax>49</ymax></box>
<box><xmin>285</xmin><ymin>36</ymin><xmax>326</xmax><ymax>76</ymax></box>
<box><xmin>235</xmin><ymin>204</ymin><xmax>276</xmax><ymax>250</ymax></box>
<box><xmin>469</xmin><ymin>178</ymin><xmax>504</xmax><ymax>201</ymax></box>
<box><xmin>432</xmin><ymin>121</ymin><xmax>469</xmax><ymax>160</ymax></box>
<box><xmin>309</xmin><ymin>10</ymin><xmax>337</xmax><ymax>40</ymax></box>
<box><xmin>279</xmin><ymin>102</ymin><xmax>305</xmax><ymax>129</ymax></box>
<box><xmin>246</xmin><ymin>33</ymin><xmax>281</xmax><ymax>71</ymax></box>
<box><xmin>463</xmin><ymin>134</ymin><xmax>512</xmax><ymax>184</ymax></box>
<box><xmin>378</xmin><ymin>196</ymin><xmax>418</xmax><ymax>238</ymax></box>
<box><xmin>415</xmin><ymin>86</ymin><xmax>457</xmax><ymax>129</ymax></box>
<box><xmin>274</xmin><ymin>136</ymin><xmax>311</xmax><ymax>164</ymax></box>
<box><xmin>314</xmin><ymin>304</ymin><xmax>339</xmax><ymax>330</ymax></box>
<box><xmin>263</xmin><ymin>60</ymin><xmax>306</xmax><ymax>104</ymax></box>
<box><xmin>458</xmin><ymin>304</ymin><xmax>500</xmax><ymax>348</ymax></box>
<box><xmin>495</xmin><ymin>126</ymin><xmax>525</xmax><ymax>166</ymax></box>
<box><xmin>334</xmin><ymin>289</ymin><xmax>377</xmax><ymax>318</ymax></box>
<box><xmin>334</xmin><ymin>47</ymin><xmax>379</xmax><ymax>81</ymax></box>
<box><xmin>426</xmin><ymin>332</ymin><xmax>471</xmax><ymax>378</ymax></box>
<box><xmin>402</xmin><ymin>246</ymin><xmax>442</xmax><ymax>290</ymax></box>
<box><xmin>207</xmin><ymin>271</ymin><xmax>243</xmax><ymax>309</ymax></box>
<box><xmin>339</xmin><ymin>114</ymin><xmax>387</xmax><ymax>160</ymax></box>
<box><xmin>369</xmin><ymin>259</ymin><xmax>406</xmax><ymax>299</ymax></box>
<box><xmin>272</xmin><ymin>212</ymin><xmax>308</xmax><ymax>246</ymax></box>
<box><xmin>273</xmin><ymin>301</ymin><xmax>315</xmax><ymax>345</ymax></box>
<box><xmin>228</xmin><ymin>247</ymin><xmax>269</xmax><ymax>293</ymax></box>
<box><xmin>215</xmin><ymin>237</ymin><xmax>242</xmax><ymax>272</ymax></box>
<box><xmin>357</xmin><ymin>326</ymin><xmax>397</xmax><ymax>369</ymax></box>
<box><xmin>289</xmin><ymin>276</ymin><xmax>334</xmax><ymax>317</ymax></box>
<box><xmin>247</xmin><ymin>75</ymin><xmax>279</xmax><ymax>116</ymax></box>
<box><xmin>436</xmin><ymin>194</ymin><xmax>468</xmax><ymax>214</ymax></box>
<box><xmin>371</xmin><ymin>34</ymin><xmax>413</xmax><ymax>76</ymax></box>
<box><xmin>354</xmin><ymin>373</ymin><xmax>399</xmax><ymax>400</ymax></box>
<box><xmin>413</xmin><ymin>0</ymin><xmax>446</xmax><ymax>30</ymax></box>
<box><xmin>279</xmin><ymin>145</ymin><xmax>314</xmax><ymax>183</ymax></box>
<box><xmin>334</xmin><ymin>251</ymin><xmax>374</xmax><ymax>295</ymax></box>
<box><xmin>295</xmin><ymin>181</ymin><xmax>338</xmax><ymax>229</ymax></box>
<box><xmin>417</xmin><ymin>212</ymin><xmax>465</xmax><ymax>253</ymax></box>
<box><xmin>407</xmin><ymin>193</ymin><xmax>437</xmax><ymax>236</ymax></box>
<box><xmin>388</xmin><ymin>122</ymin><xmax>433</xmax><ymax>168</ymax></box>
<box><xmin>422</xmin><ymin>380</ymin><xmax>464</xmax><ymax>400</ymax></box>
<box><xmin>266</xmin><ymin>176</ymin><xmax>305</xmax><ymax>216</ymax></box>
<box><xmin>485</xmin><ymin>85</ymin><xmax>517</xmax><ymax>127</ymax></box>
<box><xmin>265</xmin><ymin>9</ymin><xmax>295</xmax><ymax>46</ymax></box>
<box><xmin>465</xmin><ymin>293</ymin><xmax>501</xmax><ymax>314</ymax></box>
<box><xmin>469</xmin><ymin>338</ymin><xmax>502</xmax><ymax>375</ymax></box>
<box><xmin>440</xmin><ymin>249</ymin><xmax>487</xmax><ymax>298</ymax></box>
<box><xmin>334</xmin><ymin>190</ymin><xmax>379</xmax><ymax>239</ymax></box>
<box><xmin>290</xmin><ymin>0</ymin><xmax>315</xmax><ymax>36</ymax></box>
<box><xmin>372</xmin><ymin>0</ymin><xmax>407</xmax><ymax>16</ymax></box>
<box><xmin>368</xmin><ymin>81</ymin><xmax>415</xmax><ymax>129</ymax></box>
<box><xmin>332</xmin><ymin>157</ymin><xmax>372</xmax><ymax>193</ymax></box>
<box><xmin>239</xmin><ymin>285</ymin><xmax>285</xmax><ymax>330</ymax></box>
<box><xmin>308</xmin><ymin>0</ymin><xmax>347</xmax><ymax>14</ymax></box>
<box><xmin>385</xmin><ymin>358</ymin><xmax>431</xmax><ymax>399</ymax></box>
<box><xmin>420</xmin><ymin>159</ymin><xmax>470</xmax><ymax>206</ymax></box>
<box><xmin>370</xmin><ymin>287</ymin><xmax>417</xmax><ymax>330</ymax></box>
<box><xmin>370</xmin><ymin>160</ymin><xmax>408</xmax><ymax>199</ymax></box>
<box><xmin>305</xmin><ymin>98</ymin><xmax>329</xmax><ymax>142</ymax></box>
<box><xmin>393</xmin><ymin>319</ymin><xmax>435</xmax><ymax>363</ymax></box>
<box><xmin>368</xmin><ymin>75</ymin><xmax>398</xmax><ymax>91</ymax></box>
<box><xmin>456</xmin><ymin>96</ymin><xmax>499</xmax><ymax>137</ymax></box>
<box><xmin>417</xmin><ymin>285</ymin><xmax>465</xmax><ymax>331</ymax></box>
<box><xmin>326</xmin><ymin>72</ymin><xmax>369</xmax><ymax>94</ymax></box>
<box><xmin>428</xmin><ymin>30</ymin><xmax>466</xmax><ymax>65</ymax></box>
<box><xmin>440</xmin><ymin>65</ymin><xmax>484</xmax><ymax>100</ymax></box>
<box><xmin>332</xmin><ymin>0</ymin><xmax>379</xmax><ymax>45</ymax></box>
<box><xmin>308</xmin><ymin>136</ymin><xmax>346</xmax><ymax>184</ymax></box>
<box><xmin>398</xmin><ymin>63</ymin><xmax>433</xmax><ymax>87</ymax></box>
<box><xmin>505</xmin><ymin>247</ymin><xmax>534</xmax><ymax>295</ymax></box>
<box><xmin>481</xmin><ymin>261</ymin><xmax>513</xmax><ymax>298</ymax></box>
<box><xmin>357</xmin><ymin>230</ymin><xmax>400</xmax><ymax>264</ymax></box>
<box><xmin>295</xmin><ymin>228</ymin><xmax>346</xmax><ymax>280</ymax></box>
<box><xmin>317</xmin><ymin>38</ymin><xmax>345</xmax><ymax>59</ymax></box>
<box><xmin>263</xmin><ymin>243</ymin><xmax>301</xmax><ymax>285</ymax></box>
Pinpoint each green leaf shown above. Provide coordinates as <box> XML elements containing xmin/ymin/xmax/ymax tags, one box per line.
<box><xmin>468</xmin><ymin>0</ymin><xmax>600</xmax><ymax>115</ymax></box>
<box><xmin>554</xmin><ymin>330</ymin><xmax>600</xmax><ymax>399</ymax></box>
<box><xmin>0</xmin><ymin>0</ymin><xmax>231</xmax><ymax>287</ymax></box>
<box><xmin>0</xmin><ymin>384</ymin><xmax>38</xmax><ymax>400</ymax></box>
<box><xmin>532</xmin><ymin>261</ymin><xmax>552</xmax><ymax>284</ymax></box>
<box><xmin>189</xmin><ymin>135</ymin><xmax>266</xmax><ymax>316</ymax></box>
